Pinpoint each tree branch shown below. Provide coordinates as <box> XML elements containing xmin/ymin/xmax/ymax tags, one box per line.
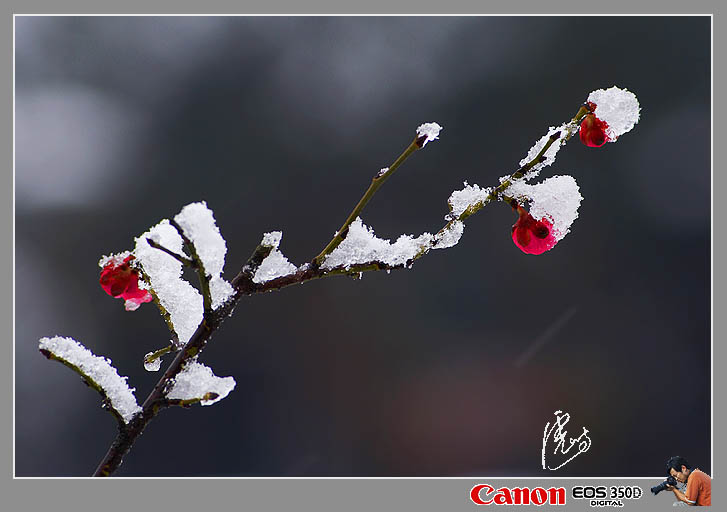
<box><xmin>40</xmin><ymin>349</ymin><xmax>128</xmax><ymax>428</ymax></box>
<box><xmin>91</xmin><ymin>106</ymin><xmax>590</xmax><ymax>476</ymax></box>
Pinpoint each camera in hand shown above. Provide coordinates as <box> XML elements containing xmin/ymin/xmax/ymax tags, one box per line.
<box><xmin>651</xmin><ymin>475</ymin><xmax>678</xmax><ymax>495</ymax></box>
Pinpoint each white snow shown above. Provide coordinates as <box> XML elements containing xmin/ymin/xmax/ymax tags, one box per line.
<box><xmin>98</xmin><ymin>250</ymin><xmax>132</xmax><ymax>269</ymax></box>
<box><xmin>416</xmin><ymin>122</ymin><xmax>442</xmax><ymax>147</ymax></box>
<box><xmin>261</xmin><ymin>231</ymin><xmax>282</xmax><ymax>248</ymax></box>
<box><xmin>587</xmin><ymin>86</ymin><xmax>641</xmax><ymax>141</ymax></box>
<box><xmin>253</xmin><ymin>250</ymin><xmax>298</xmax><ymax>283</ymax></box>
<box><xmin>508</xmin><ymin>175</ymin><xmax>583</xmax><ymax>241</ymax></box>
<box><xmin>173</xmin><ymin>202</ymin><xmax>235</xmax><ymax>309</ymax></box>
<box><xmin>253</xmin><ymin>231</ymin><xmax>298</xmax><ymax>283</ymax></box>
<box><xmin>433</xmin><ymin>220</ymin><xmax>465</xmax><ymax>249</ymax></box>
<box><xmin>124</xmin><ymin>298</ymin><xmax>144</xmax><ymax>312</ymax></box>
<box><xmin>321</xmin><ymin>217</ymin><xmax>434</xmax><ymax>270</ymax></box>
<box><xmin>166</xmin><ymin>359</ymin><xmax>236</xmax><ymax>406</ymax></box>
<box><xmin>447</xmin><ymin>182</ymin><xmax>492</xmax><ymax>219</ymax></box>
<box><xmin>518</xmin><ymin>123</ymin><xmax>571</xmax><ymax>180</ymax></box>
<box><xmin>134</xmin><ymin>220</ymin><xmax>203</xmax><ymax>345</ymax></box>
<box><xmin>39</xmin><ymin>336</ymin><xmax>141</xmax><ymax>423</ymax></box>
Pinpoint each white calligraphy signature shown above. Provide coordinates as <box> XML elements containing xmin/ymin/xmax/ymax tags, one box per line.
<box><xmin>541</xmin><ymin>410</ymin><xmax>592</xmax><ymax>470</ymax></box>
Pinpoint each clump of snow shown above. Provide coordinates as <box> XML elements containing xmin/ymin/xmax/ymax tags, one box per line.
<box><xmin>174</xmin><ymin>202</ymin><xmax>234</xmax><ymax>309</ymax></box>
<box><xmin>447</xmin><ymin>182</ymin><xmax>491</xmax><ymax>219</ymax></box>
<box><xmin>376</xmin><ymin>167</ymin><xmax>389</xmax><ymax>178</ymax></box>
<box><xmin>253</xmin><ymin>231</ymin><xmax>298</xmax><ymax>283</ymax></box>
<box><xmin>209</xmin><ymin>276</ymin><xmax>235</xmax><ymax>306</ymax></box>
<box><xmin>416</xmin><ymin>122</ymin><xmax>442</xmax><ymax>147</ymax></box>
<box><xmin>261</xmin><ymin>231</ymin><xmax>282</xmax><ymax>248</ymax></box>
<box><xmin>143</xmin><ymin>352</ymin><xmax>162</xmax><ymax>372</ymax></box>
<box><xmin>508</xmin><ymin>175</ymin><xmax>583</xmax><ymax>241</ymax></box>
<box><xmin>433</xmin><ymin>220</ymin><xmax>465</xmax><ymax>250</ymax></box>
<box><xmin>134</xmin><ymin>220</ymin><xmax>203</xmax><ymax>345</ymax></box>
<box><xmin>98</xmin><ymin>251</ymin><xmax>132</xmax><ymax>269</ymax></box>
<box><xmin>39</xmin><ymin>336</ymin><xmax>141</xmax><ymax>423</ymax></box>
<box><xmin>166</xmin><ymin>359</ymin><xmax>236</xmax><ymax>406</ymax></box>
<box><xmin>518</xmin><ymin>123</ymin><xmax>570</xmax><ymax>180</ymax></box>
<box><xmin>587</xmin><ymin>86</ymin><xmax>640</xmax><ymax>141</ymax></box>
<box><xmin>322</xmin><ymin>217</ymin><xmax>434</xmax><ymax>270</ymax></box>
<box><xmin>124</xmin><ymin>299</ymin><xmax>143</xmax><ymax>312</ymax></box>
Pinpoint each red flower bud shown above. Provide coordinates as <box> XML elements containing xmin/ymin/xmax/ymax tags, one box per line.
<box><xmin>579</xmin><ymin>113</ymin><xmax>610</xmax><ymax>148</ymax></box>
<box><xmin>99</xmin><ymin>255</ymin><xmax>153</xmax><ymax>311</ymax></box>
<box><xmin>511</xmin><ymin>205</ymin><xmax>557</xmax><ymax>255</ymax></box>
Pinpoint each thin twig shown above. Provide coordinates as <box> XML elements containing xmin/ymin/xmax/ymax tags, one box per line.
<box><xmin>144</xmin><ymin>344</ymin><xmax>176</xmax><ymax>366</ymax></box>
<box><xmin>165</xmin><ymin>392</ymin><xmax>220</xmax><ymax>408</ymax></box>
<box><xmin>40</xmin><ymin>349</ymin><xmax>127</xmax><ymax>428</ymax></box>
<box><xmin>145</xmin><ymin>238</ymin><xmax>195</xmax><ymax>267</ymax></box>
<box><xmin>312</xmin><ymin>135</ymin><xmax>422</xmax><ymax>266</ymax></box>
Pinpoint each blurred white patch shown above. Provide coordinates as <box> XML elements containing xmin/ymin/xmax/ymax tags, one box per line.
<box><xmin>15</xmin><ymin>85</ymin><xmax>146</xmax><ymax>211</ymax></box>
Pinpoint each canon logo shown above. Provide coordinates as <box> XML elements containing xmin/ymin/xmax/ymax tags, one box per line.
<box><xmin>470</xmin><ymin>484</ymin><xmax>566</xmax><ymax>506</ymax></box>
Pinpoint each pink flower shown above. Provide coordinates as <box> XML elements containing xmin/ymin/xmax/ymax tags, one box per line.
<box><xmin>579</xmin><ymin>102</ymin><xmax>610</xmax><ymax>148</ymax></box>
<box><xmin>99</xmin><ymin>255</ymin><xmax>153</xmax><ymax>311</ymax></box>
<box><xmin>511</xmin><ymin>205</ymin><xmax>558</xmax><ymax>255</ymax></box>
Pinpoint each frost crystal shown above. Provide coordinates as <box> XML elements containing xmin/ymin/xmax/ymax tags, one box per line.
<box><xmin>587</xmin><ymin>86</ymin><xmax>640</xmax><ymax>141</ymax></box>
<box><xmin>416</xmin><ymin>122</ymin><xmax>442</xmax><ymax>147</ymax></box>
<box><xmin>166</xmin><ymin>360</ymin><xmax>236</xmax><ymax>406</ymax></box>
<box><xmin>447</xmin><ymin>182</ymin><xmax>491</xmax><ymax>219</ymax></box>
<box><xmin>253</xmin><ymin>231</ymin><xmax>298</xmax><ymax>283</ymax></box>
<box><xmin>433</xmin><ymin>220</ymin><xmax>465</xmax><ymax>250</ymax></box>
<box><xmin>39</xmin><ymin>336</ymin><xmax>141</xmax><ymax>423</ymax></box>
<box><xmin>134</xmin><ymin>220</ymin><xmax>203</xmax><ymax>345</ymax></box>
<box><xmin>518</xmin><ymin>123</ymin><xmax>571</xmax><ymax>180</ymax></box>
<box><xmin>508</xmin><ymin>175</ymin><xmax>583</xmax><ymax>241</ymax></box>
<box><xmin>174</xmin><ymin>202</ymin><xmax>234</xmax><ymax>309</ymax></box>
<box><xmin>322</xmin><ymin>217</ymin><xmax>434</xmax><ymax>270</ymax></box>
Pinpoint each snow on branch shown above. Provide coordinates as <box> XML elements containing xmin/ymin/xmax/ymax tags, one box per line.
<box><xmin>415</xmin><ymin>122</ymin><xmax>442</xmax><ymax>147</ymax></box>
<box><xmin>173</xmin><ymin>202</ymin><xmax>235</xmax><ymax>309</ymax></box>
<box><xmin>252</xmin><ymin>231</ymin><xmax>298</xmax><ymax>284</ymax></box>
<box><xmin>517</xmin><ymin>123</ymin><xmax>575</xmax><ymax>181</ymax></box>
<box><xmin>321</xmin><ymin>217</ymin><xmax>435</xmax><ymax>270</ymax></box>
<box><xmin>447</xmin><ymin>182</ymin><xmax>492</xmax><ymax>219</ymax></box>
<box><xmin>166</xmin><ymin>359</ymin><xmax>236</xmax><ymax>406</ymax></box>
<box><xmin>134</xmin><ymin>220</ymin><xmax>203</xmax><ymax>345</ymax></box>
<box><xmin>433</xmin><ymin>220</ymin><xmax>465</xmax><ymax>250</ymax></box>
<box><xmin>39</xmin><ymin>336</ymin><xmax>141</xmax><ymax>424</ymax></box>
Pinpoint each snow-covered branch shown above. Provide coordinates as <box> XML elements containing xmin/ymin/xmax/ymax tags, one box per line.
<box><xmin>39</xmin><ymin>336</ymin><xmax>141</xmax><ymax>425</ymax></box>
<box><xmin>39</xmin><ymin>87</ymin><xmax>641</xmax><ymax>477</ymax></box>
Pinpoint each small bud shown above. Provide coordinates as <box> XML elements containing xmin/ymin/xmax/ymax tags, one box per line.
<box><xmin>99</xmin><ymin>255</ymin><xmax>153</xmax><ymax>310</ymax></box>
<box><xmin>511</xmin><ymin>205</ymin><xmax>558</xmax><ymax>255</ymax></box>
<box><xmin>579</xmin><ymin>113</ymin><xmax>609</xmax><ymax>148</ymax></box>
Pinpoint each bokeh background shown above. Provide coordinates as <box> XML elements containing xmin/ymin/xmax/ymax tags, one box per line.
<box><xmin>15</xmin><ymin>16</ymin><xmax>710</xmax><ymax>477</ymax></box>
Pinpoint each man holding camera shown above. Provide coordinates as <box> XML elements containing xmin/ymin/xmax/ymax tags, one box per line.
<box><xmin>665</xmin><ymin>456</ymin><xmax>711</xmax><ymax>506</ymax></box>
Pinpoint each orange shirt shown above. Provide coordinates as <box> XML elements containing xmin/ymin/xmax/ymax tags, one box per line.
<box><xmin>686</xmin><ymin>468</ymin><xmax>711</xmax><ymax>506</ymax></box>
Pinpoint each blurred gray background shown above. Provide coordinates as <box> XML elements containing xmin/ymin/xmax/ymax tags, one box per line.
<box><xmin>15</xmin><ymin>16</ymin><xmax>710</xmax><ymax>477</ymax></box>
